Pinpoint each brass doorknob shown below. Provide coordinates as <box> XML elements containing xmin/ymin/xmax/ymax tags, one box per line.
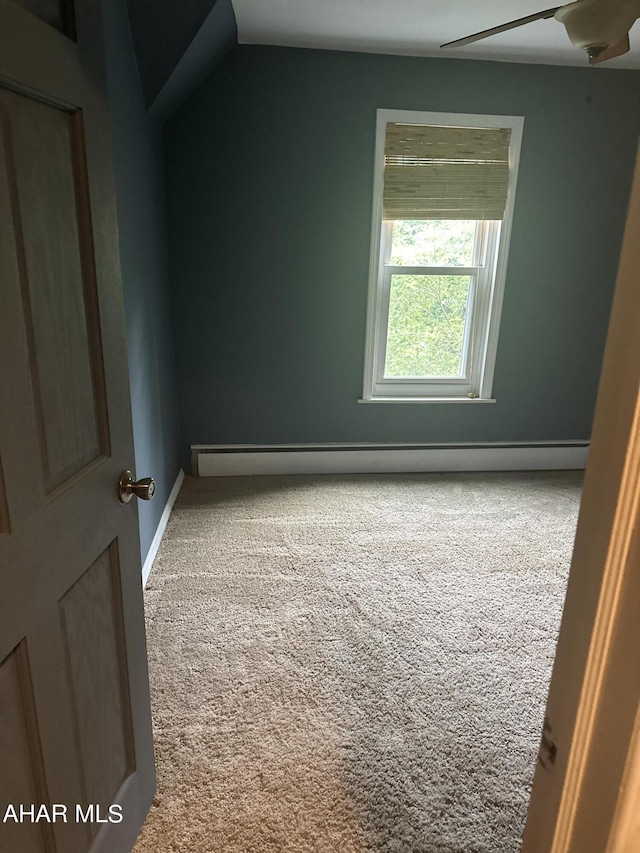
<box><xmin>118</xmin><ymin>470</ymin><xmax>156</xmax><ymax>504</ymax></box>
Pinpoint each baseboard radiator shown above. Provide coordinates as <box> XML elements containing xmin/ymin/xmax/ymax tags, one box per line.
<box><xmin>192</xmin><ymin>441</ymin><xmax>589</xmax><ymax>477</ymax></box>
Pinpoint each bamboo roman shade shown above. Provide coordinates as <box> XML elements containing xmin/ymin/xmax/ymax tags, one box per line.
<box><xmin>382</xmin><ymin>123</ymin><xmax>512</xmax><ymax>221</ymax></box>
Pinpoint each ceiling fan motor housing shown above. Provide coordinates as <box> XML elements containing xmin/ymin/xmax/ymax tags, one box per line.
<box><xmin>555</xmin><ymin>0</ymin><xmax>640</xmax><ymax>52</ymax></box>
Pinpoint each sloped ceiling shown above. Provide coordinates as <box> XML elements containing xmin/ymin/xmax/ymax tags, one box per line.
<box><xmin>126</xmin><ymin>0</ymin><xmax>222</xmax><ymax>106</ymax></box>
<box><xmin>124</xmin><ymin>0</ymin><xmax>640</xmax><ymax>119</ymax></box>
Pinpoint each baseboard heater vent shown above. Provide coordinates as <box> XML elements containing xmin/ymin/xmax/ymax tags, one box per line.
<box><xmin>192</xmin><ymin>441</ymin><xmax>589</xmax><ymax>477</ymax></box>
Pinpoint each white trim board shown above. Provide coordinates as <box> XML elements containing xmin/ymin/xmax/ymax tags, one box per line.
<box><xmin>193</xmin><ymin>442</ymin><xmax>589</xmax><ymax>477</ymax></box>
<box><xmin>142</xmin><ymin>468</ymin><xmax>185</xmax><ymax>588</ymax></box>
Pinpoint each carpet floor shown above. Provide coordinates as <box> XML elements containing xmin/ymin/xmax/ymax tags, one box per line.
<box><xmin>133</xmin><ymin>471</ymin><xmax>581</xmax><ymax>853</ymax></box>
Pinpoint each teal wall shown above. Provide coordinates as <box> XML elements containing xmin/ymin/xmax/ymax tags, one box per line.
<box><xmin>102</xmin><ymin>0</ymin><xmax>181</xmax><ymax>561</ymax></box>
<box><xmin>165</xmin><ymin>46</ymin><xmax>640</xmax><ymax>448</ymax></box>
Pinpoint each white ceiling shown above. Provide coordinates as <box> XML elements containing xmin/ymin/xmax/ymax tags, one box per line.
<box><xmin>231</xmin><ymin>0</ymin><xmax>640</xmax><ymax>70</ymax></box>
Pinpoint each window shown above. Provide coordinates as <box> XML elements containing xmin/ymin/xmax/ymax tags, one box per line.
<box><xmin>362</xmin><ymin>110</ymin><xmax>524</xmax><ymax>403</ymax></box>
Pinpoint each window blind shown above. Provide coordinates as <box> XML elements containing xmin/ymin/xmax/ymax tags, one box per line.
<box><xmin>382</xmin><ymin>123</ymin><xmax>512</xmax><ymax>221</ymax></box>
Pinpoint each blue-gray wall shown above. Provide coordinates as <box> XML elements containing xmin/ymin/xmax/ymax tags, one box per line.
<box><xmin>102</xmin><ymin>0</ymin><xmax>181</xmax><ymax>561</ymax></box>
<box><xmin>125</xmin><ymin>0</ymin><xmax>217</xmax><ymax>107</ymax></box>
<box><xmin>164</xmin><ymin>47</ymin><xmax>640</xmax><ymax>449</ymax></box>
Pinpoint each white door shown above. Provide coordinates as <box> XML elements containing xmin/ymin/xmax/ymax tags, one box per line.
<box><xmin>522</xmin><ymin>152</ymin><xmax>640</xmax><ymax>850</ymax></box>
<box><xmin>0</xmin><ymin>1</ymin><xmax>155</xmax><ymax>851</ymax></box>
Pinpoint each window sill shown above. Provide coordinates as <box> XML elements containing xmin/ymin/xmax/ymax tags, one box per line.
<box><xmin>358</xmin><ymin>397</ymin><xmax>497</xmax><ymax>404</ymax></box>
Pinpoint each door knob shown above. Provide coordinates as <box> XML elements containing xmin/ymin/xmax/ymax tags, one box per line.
<box><xmin>118</xmin><ymin>470</ymin><xmax>156</xmax><ymax>504</ymax></box>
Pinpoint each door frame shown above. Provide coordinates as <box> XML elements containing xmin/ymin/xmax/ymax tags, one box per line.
<box><xmin>522</xmin><ymin>146</ymin><xmax>640</xmax><ymax>852</ymax></box>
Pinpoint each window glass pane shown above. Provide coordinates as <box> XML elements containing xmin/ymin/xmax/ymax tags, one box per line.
<box><xmin>389</xmin><ymin>220</ymin><xmax>476</xmax><ymax>266</ymax></box>
<box><xmin>384</xmin><ymin>275</ymin><xmax>472</xmax><ymax>378</ymax></box>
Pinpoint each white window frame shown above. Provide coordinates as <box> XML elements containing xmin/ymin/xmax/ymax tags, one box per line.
<box><xmin>361</xmin><ymin>109</ymin><xmax>524</xmax><ymax>404</ymax></box>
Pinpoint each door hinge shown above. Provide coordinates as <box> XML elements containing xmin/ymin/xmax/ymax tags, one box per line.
<box><xmin>538</xmin><ymin>716</ymin><xmax>558</xmax><ymax>770</ymax></box>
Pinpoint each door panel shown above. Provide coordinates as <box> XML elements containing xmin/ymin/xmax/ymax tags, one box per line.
<box><xmin>59</xmin><ymin>544</ymin><xmax>135</xmax><ymax>825</ymax></box>
<box><xmin>0</xmin><ymin>2</ymin><xmax>155</xmax><ymax>851</ymax></box>
<box><xmin>1</xmin><ymin>89</ymin><xmax>109</xmax><ymax>494</ymax></box>
<box><xmin>0</xmin><ymin>644</ymin><xmax>54</xmax><ymax>853</ymax></box>
<box><xmin>9</xmin><ymin>0</ymin><xmax>75</xmax><ymax>36</ymax></box>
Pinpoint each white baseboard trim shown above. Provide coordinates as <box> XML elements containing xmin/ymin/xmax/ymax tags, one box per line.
<box><xmin>142</xmin><ymin>468</ymin><xmax>185</xmax><ymax>588</ymax></box>
<box><xmin>193</xmin><ymin>442</ymin><xmax>589</xmax><ymax>478</ymax></box>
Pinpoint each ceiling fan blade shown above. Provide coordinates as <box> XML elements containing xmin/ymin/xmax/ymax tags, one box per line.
<box><xmin>589</xmin><ymin>33</ymin><xmax>631</xmax><ymax>63</ymax></box>
<box><xmin>440</xmin><ymin>7</ymin><xmax>561</xmax><ymax>48</ymax></box>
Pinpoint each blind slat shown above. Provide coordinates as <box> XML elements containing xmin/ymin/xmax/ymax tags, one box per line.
<box><xmin>383</xmin><ymin>123</ymin><xmax>512</xmax><ymax>221</ymax></box>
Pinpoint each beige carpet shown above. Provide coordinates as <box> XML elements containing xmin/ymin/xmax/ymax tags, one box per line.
<box><xmin>133</xmin><ymin>471</ymin><xmax>581</xmax><ymax>853</ymax></box>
